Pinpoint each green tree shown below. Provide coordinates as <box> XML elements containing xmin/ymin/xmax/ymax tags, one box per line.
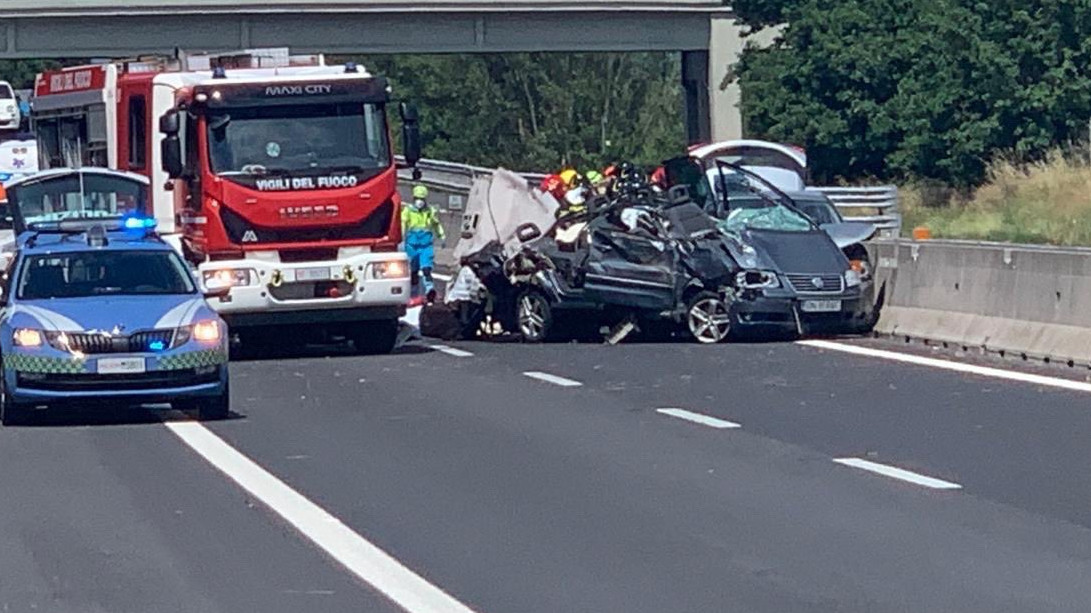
<box><xmin>735</xmin><ymin>0</ymin><xmax>1091</xmax><ymax>187</ymax></box>
<box><xmin>356</xmin><ymin>53</ymin><xmax>684</xmax><ymax>172</ymax></box>
<box><xmin>0</xmin><ymin>60</ymin><xmax>65</xmax><ymax>89</ymax></box>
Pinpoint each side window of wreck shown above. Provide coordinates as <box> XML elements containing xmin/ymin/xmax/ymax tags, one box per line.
<box><xmin>605</xmin><ymin>233</ymin><xmax>666</xmax><ymax>266</ymax></box>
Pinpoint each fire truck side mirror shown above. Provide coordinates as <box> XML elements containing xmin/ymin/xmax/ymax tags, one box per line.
<box><xmin>161</xmin><ymin>135</ymin><xmax>184</xmax><ymax>179</ymax></box>
<box><xmin>399</xmin><ymin>102</ymin><xmax>419</xmax><ymax>123</ymax></box>
<box><xmin>159</xmin><ymin>110</ymin><xmax>180</xmax><ymax>135</ymax></box>
<box><xmin>399</xmin><ymin>103</ymin><xmax>422</xmax><ymax>167</ymax></box>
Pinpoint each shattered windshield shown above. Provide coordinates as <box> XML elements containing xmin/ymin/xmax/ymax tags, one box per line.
<box><xmin>207</xmin><ymin>102</ymin><xmax>389</xmax><ymax>176</ymax></box>
<box><xmin>711</xmin><ymin>166</ymin><xmax>815</xmax><ymax>234</ymax></box>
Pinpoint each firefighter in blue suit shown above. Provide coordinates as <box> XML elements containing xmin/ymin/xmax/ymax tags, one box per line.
<box><xmin>402</xmin><ymin>185</ymin><xmax>446</xmax><ymax>302</ymax></box>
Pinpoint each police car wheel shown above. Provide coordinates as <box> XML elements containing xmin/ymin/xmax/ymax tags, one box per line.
<box><xmin>0</xmin><ymin>376</ymin><xmax>27</xmax><ymax>426</ymax></box>
<box><xmin>176</xmin><ymin>384</ymin><xmax>230</xmax><ymax>421</ymax></box>
<box><xmin>198</xmin><ymin>390</ymin><xmax>230</xmax><ymax>421</ymax></box>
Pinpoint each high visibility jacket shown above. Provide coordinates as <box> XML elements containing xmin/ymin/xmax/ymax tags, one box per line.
<box><xmin>402</xmin><ymin>202</ymin><xmax>446</xmax><ymax>244</ymax></box>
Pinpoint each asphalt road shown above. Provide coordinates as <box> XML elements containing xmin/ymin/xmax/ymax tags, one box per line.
<box><xmin>3</xmin><ymin>332</ymin><xmax>1091</xmax><ymax>612</ymax></box>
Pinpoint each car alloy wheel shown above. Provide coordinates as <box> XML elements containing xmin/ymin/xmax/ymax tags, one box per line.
<box><xmin>518</xmin><ymin>292</ymin><xmax>551</xmax><ymax>342</ymax></box>
<box><xmin>687</xmin><ymin>295</ymin><xmax>732</xmax><ymax>344</ymax></box>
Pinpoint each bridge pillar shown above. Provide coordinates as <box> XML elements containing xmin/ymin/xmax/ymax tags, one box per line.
<box><xmin>682</xmin><ymin>50</ymin><xmax>711</xmax><ymax>145</ymax></box>
<box><xmin>707</xmin><ymin>14</ymin><xmax>746</xmax><ymax>143</ymax></box>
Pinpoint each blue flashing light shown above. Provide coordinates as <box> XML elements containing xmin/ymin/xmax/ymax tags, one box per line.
<box><xmin>149</xmin><ymin>340</ymin><xmax>166</xmax><ymax>352</ymax></box>
<box><xmin>123</xmin><ymin>217</ymin><xmax>157</xmax><ymax>230</ymax></box>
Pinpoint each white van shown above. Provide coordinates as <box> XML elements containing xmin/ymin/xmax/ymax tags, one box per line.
<box><xmin>0</xmin><ymin>82</ymin><xmax>19</xmax><ymax>131</ymax></box>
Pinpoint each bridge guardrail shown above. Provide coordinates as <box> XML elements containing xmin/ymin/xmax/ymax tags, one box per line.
<box><xmin>399</xmin><ymin>157</ymin><xmax>901</xmax><ymax>233</ymax></box>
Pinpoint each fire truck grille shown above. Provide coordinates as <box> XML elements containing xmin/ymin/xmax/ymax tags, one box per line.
<box><xmin>220</xmin><ymin>201</ymin><xmax>393</xmax><ymax>245</ymax></box>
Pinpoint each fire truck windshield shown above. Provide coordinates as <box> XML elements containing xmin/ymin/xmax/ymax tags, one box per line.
<box><xmin>206</xmin><ymin>102</ymin><xmax>390</xmax><ymax>179</ymax></box>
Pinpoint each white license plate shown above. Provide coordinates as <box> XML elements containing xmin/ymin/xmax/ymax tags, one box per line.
<box><xmin>801</xmin><ymin>299</ymin><xmax>842</xmax><ymax>313</ymax></box>
<box><xmin>97</xmin><ymin>357</ymin><xmax>146</xmax><ymax>375</ymax></box>
<box><xmin>294</xmin><ymin>267</ymin><xmax>332</xmax><ymax>282</ymax></box>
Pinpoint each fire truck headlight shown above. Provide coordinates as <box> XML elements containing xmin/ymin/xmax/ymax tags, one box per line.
<box><xmin>202</xmin><ymin>268</ymin><xmax>256</xmax><ymax>289</ymax></box>
<box><xmin>368</xmin><ymin>260</ymin><xmax>409</xmax><ymax>280</ymax></box>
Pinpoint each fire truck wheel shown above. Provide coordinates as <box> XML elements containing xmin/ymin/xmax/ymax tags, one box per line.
<box><xmin>352</xmin><ymin>320</ymin><xmax>399</xmax><ymax>355</ymax></box>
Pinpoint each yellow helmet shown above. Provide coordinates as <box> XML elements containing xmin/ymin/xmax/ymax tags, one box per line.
<box><xmin>412</xmin><ymin>185</ymin><xmax>429</xmax><ymax>200</ymax></box>
<box><xmin>559</xmin><ymin>168</ymin><xmax>580</xmax><ymax>187</ymax></box>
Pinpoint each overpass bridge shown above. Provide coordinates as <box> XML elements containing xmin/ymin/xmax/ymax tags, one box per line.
<box><xmin>0</xmin><ymin>1</ymin><xmax>747</xmax><ymax>142</ymax></box>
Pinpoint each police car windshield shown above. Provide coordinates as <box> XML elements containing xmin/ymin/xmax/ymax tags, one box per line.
<box><xmin>207</xmin><ymin>102</ymin><xmax>389</xmax><ymax>177</ymax></box>
<box><xmin>18</xmin><ymin>250</ymin><xmax>195</xmax><ymax>300</ymax></box>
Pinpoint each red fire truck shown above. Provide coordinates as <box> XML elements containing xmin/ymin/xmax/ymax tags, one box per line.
<box><xmin>32</xmin><ymin>49</ymin><xmax>418</xmax><ymax>353</ymax></box>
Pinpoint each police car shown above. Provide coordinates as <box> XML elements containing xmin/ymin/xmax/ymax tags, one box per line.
<box><xmin>0</xmin><ymin>217</ymin><xmax>230</xmax><ymax>425</ymax></box>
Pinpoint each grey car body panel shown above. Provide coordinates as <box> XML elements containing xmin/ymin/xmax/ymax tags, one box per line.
<box><xmin>820</xmin><ymin>221</ymin><xmax>879</xmax><ymax>250</ymax></box>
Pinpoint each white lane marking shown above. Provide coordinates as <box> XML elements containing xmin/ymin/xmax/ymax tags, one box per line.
<box><xmin>522</xmin><ymin>371</ymin><xmax>583</xmax><ymax>387</ymax></box>
<box><xmin>798</xmin><ymin>339</ymin><xmax>1091</xmax><ymax>394</ymax></box>
<box><xmin>433</xmin><ymin>273</ymin><xmax>453</xmax><ymax>282</ymax></box>
<box><xmin>165</xmin><ymin>422</ymin><xmax>479</xmax><ymax>613</ymax></box>
<box><xmin>833</xmin><ymin>458</ymin><xmax>963</xmax><ymax>490</ymax></box>
<box><xmin>656</xmin><ymin>408</ymin><xmax>741</xmax><ymax>429</ymax></box>
<box><xmin>430</xmin><ymin>345</ymin><xmax>474</xmax><ymax>358</ymax></box>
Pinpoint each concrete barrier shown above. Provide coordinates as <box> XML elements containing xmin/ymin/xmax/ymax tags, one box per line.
<box><xmin>869</xmin><ymin>239</ymin><xmax>1091</xmax><ymax>366</ymax></box>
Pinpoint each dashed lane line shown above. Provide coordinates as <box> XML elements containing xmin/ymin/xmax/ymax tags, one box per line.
<box><xmin>833</xmin><ymin>457</ymin><xmax>963</xmax><ymax>490</ymax></box>
<box><xmin>433</xmin><ymin>272</ymin><xmax>453</xmax><ymax>282</ymax></box>
<box><xmin>656</xmin><ymin>408</ymin><xmax>741</xmax><ymax>429</ymax></box>
<box><xmin>165</xmin><ymin>421</ymin><xmax>479</xmax><ymax>613</ymax></box>
<box><xmin>798</xmin><ymin>339</ymin><xmax>1091</xmax><ymax>394</ymax></box>
<box><xmin>522</xmin><ymin>371</ymin><xmax>583</xmax><ymax>387</ymax></box>
<box><xmin>430</xmin><ymin>345</ymin><xmax>474</xmax><ymax>358</ymax></box>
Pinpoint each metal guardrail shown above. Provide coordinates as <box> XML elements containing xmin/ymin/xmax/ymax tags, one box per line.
<box><xmin>810</xmin><ymin>186</ymin><xmax>901</xmax><ymax>234</ymax></box>
<box><xmin>399</xmin><ymin>157</ymin><xmax>902</xmax><ymax>234</ymax></box>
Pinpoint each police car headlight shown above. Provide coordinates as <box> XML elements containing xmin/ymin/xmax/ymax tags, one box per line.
<box><xmin>368</xmin><ymin>260</ymin><xmax>409</xmax><ymax>280</ymax></box>
<box><xmin>203</xmin><ymin>268</ymin><xmax>256</xmax><ymax>289</ymax></box>
<box><xmin>192</xmin><ymin>320</ymin><xmax>221</xmax><ymax>343</ymax></box>
<box><xmin>13</xmin><ymin>328</ymin><xmax>43</xmax><ymax>347</ymax></box>
<box><xmin>171</xmin><ymin>326</ymin><xmax>192</xmax><ymax>348</ymax></box>
<box><xmin>844</xmin><ymin>269</ymin><xmax>862</xmax><ymax>288</ymax></box>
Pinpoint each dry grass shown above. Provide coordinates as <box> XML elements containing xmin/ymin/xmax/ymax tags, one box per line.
<box><xmin>900</xmin><ymin>150</ymin><xmax>1091</xmax><ymax>245</ymax></box>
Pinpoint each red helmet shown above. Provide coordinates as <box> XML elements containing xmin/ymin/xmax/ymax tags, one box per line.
<box><xmin>539</xmin><ymin>174</ymin><xmax>567</xmax><ymax>199</ymax></box>
<box><xmin>650</xmin><ymin>166</ymin><xmax>667</xmax><ymax>187</ymax></box>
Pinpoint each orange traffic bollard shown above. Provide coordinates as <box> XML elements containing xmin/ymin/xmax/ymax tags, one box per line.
<box><xmin>912</xmin><ymin>226</ymin><xmax>932</xmax><ymax>240</ymax></box>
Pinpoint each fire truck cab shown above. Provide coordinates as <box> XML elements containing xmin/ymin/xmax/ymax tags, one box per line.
<box><xmin>32</xmin><ymin>49</ymin><xmax>418</xmax><ymax>354</ymax></box>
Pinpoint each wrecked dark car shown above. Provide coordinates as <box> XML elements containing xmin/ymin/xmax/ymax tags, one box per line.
<box><xmin>665</xmin><ymin>157</ymin><xmax>877</xmax><ymax>336</ymax></box>
<box><xmin>441</xmin><ymin>169</ymin><xmax>740</xmax><ymax>343</ymax></box>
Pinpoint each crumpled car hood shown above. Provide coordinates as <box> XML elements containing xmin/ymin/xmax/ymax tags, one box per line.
<box><xmin>724</xmin><ymin>229</ymin><xmax>848</xmax><ymax>274</ymax></box>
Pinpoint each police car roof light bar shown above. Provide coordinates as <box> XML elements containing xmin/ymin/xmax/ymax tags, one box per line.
<box><xmin>26</xmin><ymin>216</ymin><xmax>157</xmax><ymax>235</ymax></box>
